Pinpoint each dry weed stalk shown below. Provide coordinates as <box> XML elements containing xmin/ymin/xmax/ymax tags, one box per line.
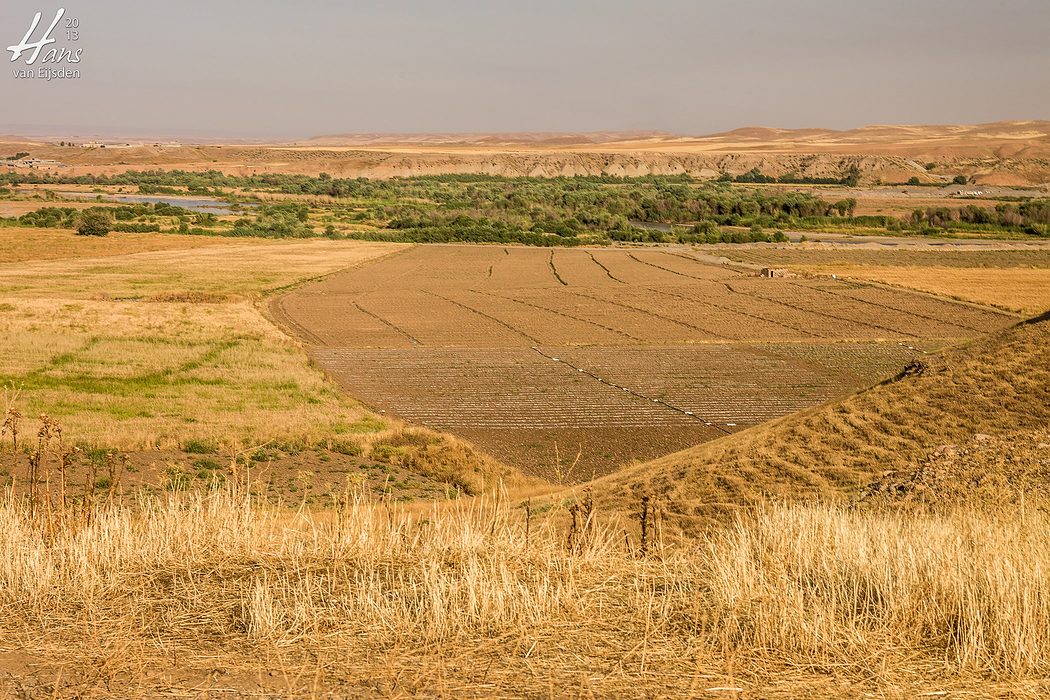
<box><xmin>637</xmin><ymin>493</ymin><xmax>665</xmax><ymax>557</ymax></box>
<box><xmin>1</xmin><ymin>409</ymin><xmax>129</xmax><ymax>538</ymax></box>
<box><xmin>566</xmin><ymin>488</ymin><xmax>596</xmax><ymax>554</ymax></box>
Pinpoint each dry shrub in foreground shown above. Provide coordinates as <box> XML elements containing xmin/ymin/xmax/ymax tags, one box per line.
<box><xmin>1</xmin><ymin>484</ymin><xmax>1048</xmax><ymax>696</ymax></box>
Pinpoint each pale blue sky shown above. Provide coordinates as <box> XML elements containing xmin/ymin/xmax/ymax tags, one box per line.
<box><xmin>2</xmin><ymin>0</ymin><xmax>1047</xmax><ymax>139</ymax></box>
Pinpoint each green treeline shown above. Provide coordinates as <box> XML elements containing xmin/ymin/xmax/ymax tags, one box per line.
<box><xmin>2</xmin><ymin>171</ymin><xmax>1047</xmax><ymax>242</ymax></box>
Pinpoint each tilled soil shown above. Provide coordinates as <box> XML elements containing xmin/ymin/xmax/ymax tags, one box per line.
<box><xmin>275</xmin><ymin>245</ymin><xmax>1014</xmax><ymax>479</ymax></box>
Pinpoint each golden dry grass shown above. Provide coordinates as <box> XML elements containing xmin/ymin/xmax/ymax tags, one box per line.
<box><xmin>713</xmin><ymin>247</ymin><xmax>1050</xmax><ymax>313</ymax></box>
<box><xmin>715</xmin><ymin>248</ymin><xmax>1050</xmax><ymax>268</ymax></box>
<box><xmin>0</xmin><ymin>234</ymin><xmax>408</xmax><ymax>298</ymax></box>
<box><xmin>2</xmin><ymin>227</ymin><xmax>1048</xmax><ymax>696</ymax></box>
<box><xmin>0</xmin><ymin>482</ymin><xmax>1047</xmax><ymax>697</ymax></box>
<box><xmin>826</xmin><ymin>266</ymin><xmax>1050</xmax><ymax>314</ymax></box>
<box><xmin>0</xmin><ymin>226</ymin><xmax>237</xmax><ymax>264</ymax></box>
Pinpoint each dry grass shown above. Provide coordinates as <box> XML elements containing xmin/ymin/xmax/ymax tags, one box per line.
<box><xmin>0</xmin><ymin>481</ymin><xmax>1047</xmax><ymax>697</ymax></box>
<box><xmin>713</xmin><ymin>247</ymin><xmax>1050</xmax><ymax>313</ymax></box>
<box><xmin>0</xmin><ymin>237</ymin><xmax>407</xmax><ymax>450</ymax></box>
<box><xmin>2</xmin><ymin>229</ymin><xmax>1048</xmax><ymax>695</ymax></box>
<box><xmin>0</xmin><ymin>235</ymin><xmax>407</xmax><ymax>298</ymax></box>
<box><xmin>0</xmin><ymin>298</ymin><xmax>366</xmax><ymax>449</ymax></box>
<box><xmin>717</xmin><ymin>248</ymin><xmax>1050</xmax><ymax>270</ymax></box>
<box><xmin>827</xmin><ymin>266</ymin><xmax>1050</xmax><ymax>314</ymax></box>
<box><xmin>0</xmin><ymin>226</ymin><xmax>234</xmax><ymax>264</ymax></box>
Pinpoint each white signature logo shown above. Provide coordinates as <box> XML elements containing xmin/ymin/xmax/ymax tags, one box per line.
<box><xmin>8</xmin><ymin>8</ymin><xmax>80</xmax><ymax>65</ymax></box>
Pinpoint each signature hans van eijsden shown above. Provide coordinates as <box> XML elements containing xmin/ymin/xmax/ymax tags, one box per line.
<box><xmin>8</xmin><ymin>8</ymin><xmax>82</xmax><ymax>80</ymax></box>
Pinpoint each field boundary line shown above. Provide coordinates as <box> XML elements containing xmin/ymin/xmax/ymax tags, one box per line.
<box><xmin>722</xmin><ymin>281</ymin><xmax>915</xmax><ymax>339</ymax></box>
<box><xmin>263</xmin><ymin>244</ymin><xmax>417</xmax><ymax>346</ymax></box>
<box><xmin>530</xmin><ymin>347</ymin><xmax>733</xmax><ymax>434</ymax></box>
<box><xmin>671</xmin><ymin>250</ymin><xmax>760</xmax><ymax>275</ymax></box>
<box><xmin>266</xmin><ymin>295</ymin><xmax>327</xmax><ymax>346</ymax></box>
<box><xmin>471</xmin><ymin>288</ymin><xmax>644</xmax><ymax>342</ymax></box>
<box><xmin>835</xmin><ymin>276</ymin><xmax>1025</xmax><ymax>318</ymax></box>
<box><xmin>786</xmin><ymin>280</ymin><xmax>991</xmax><ymax>334</ymax></box>
<box><xmin>426</xmin><ymin>291</ymin><xmax>542</xmax><ymax>344</ymax></box>
<box><xmin>262</xmin><ymin>243</ymin><xmax>415</xmax><ymax>298</ymax></box>
<box><xmin>353</xmin><ymin>301</ymin><xmax>424</xmax><ymax>346</ymax></box>
<box><xmin>564</xmin><ymin>289</ymin><xmax>735</xmax><ymax>341</ymax></box>
<box><xmin>627</xmin><ymin>252</ymin><xmax>711</xmax><ymax>280</ymax></box>
<box><xmin>647</xmin><ymin>287</ymin><xmax>826</xmax><ymax>339</ymax></box>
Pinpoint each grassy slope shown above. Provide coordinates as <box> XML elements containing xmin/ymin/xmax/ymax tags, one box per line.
<box><xmin>591</xmin><ymin>312</ymin><xmax>1050</xmax><ymax>533</ymax></box>
<box><xmin>0</xmin><ymin>234</ymin><xmax>401</xmax><ymax>449</ymax></box>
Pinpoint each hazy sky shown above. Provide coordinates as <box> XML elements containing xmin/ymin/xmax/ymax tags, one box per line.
<box><xmin>2</xmin><ymin>0</ymin><xmax>1047</xmax><ymax>139</ymax></box>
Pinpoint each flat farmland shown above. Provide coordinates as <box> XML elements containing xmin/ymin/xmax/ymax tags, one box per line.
<box><xmin>715</xmin><ymin>246</ymin><xmax>1050</xmax><ymax>313</ymax></box>
<box><xmin>275</xmin><ymin>245</ymin><xmax>1016</xmax><ymax>478</ymax></box>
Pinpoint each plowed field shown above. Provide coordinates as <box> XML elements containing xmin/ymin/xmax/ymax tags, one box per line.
<box><xmin>274</xmin><ymin>245</ymin><xmax>1016</xmax><ymax>479</ymax></box>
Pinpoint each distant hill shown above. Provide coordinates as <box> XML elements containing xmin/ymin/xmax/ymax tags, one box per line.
<box><xmin>296</xmin><ymin>130</ymin><xmax>676</xmax><ymax>147</ymax></box>
<box><xmin>3</xmin><ymin>121</ymin><xmax>1049</xmax><ymax>184</ymax></box>
<box><xmin>297</xmin><ymin>121</ymin><xmax>1050</xmax><ymax>158</ymax></box>
<box><xmin>688</xmin><ymin>120</ymin><xmax>1050</xmax><ymax>159</ymax></box>
<box><xmin>589</xmin><ymin>311</ymin><xmax>1050</xmax><ymax>534</ymax></box>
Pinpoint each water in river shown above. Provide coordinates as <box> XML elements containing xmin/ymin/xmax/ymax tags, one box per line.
<box><xmin>56</xmin><ymin>192</ymin><xmax>255</xmax><ymax>216</ymax></box>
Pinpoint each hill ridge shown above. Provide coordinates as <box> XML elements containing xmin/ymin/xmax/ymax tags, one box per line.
<box><xmin>588</xmin><ymin>312</ymin><xmax>1050</xmax><ymax>533</ymax></box>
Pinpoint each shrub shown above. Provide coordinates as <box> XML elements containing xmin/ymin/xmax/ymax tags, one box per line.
<box><xmin>76</xmin><ymin>208</ymin><xmax>113</xmax><ymax>237</ymax></box>
<box><xmin>183</xmin><ymin>439</ymin><xmax>217</xmax><ymax>454</ymax></box>
<box><xmin>330</xmin><ymin>438</ymin><xmax>363</xmax><ymax>457</ymax></box>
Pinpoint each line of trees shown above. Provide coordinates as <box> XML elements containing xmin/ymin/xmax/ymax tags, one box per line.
<box><xmin>2</xmin><ymin>171</ymin><xmax>1046</xmax><ymax>242</ymax></box>
<box><xmin>910</xmin><ymin>201</ymin><xmax>1050</xmax><ymax>235</ymax></box>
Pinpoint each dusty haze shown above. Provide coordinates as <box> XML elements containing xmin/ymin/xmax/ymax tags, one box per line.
<box><xmin>1</xmin><ymin>0</ymin><xmax>1048</xmax><ymax>139</ymax></box>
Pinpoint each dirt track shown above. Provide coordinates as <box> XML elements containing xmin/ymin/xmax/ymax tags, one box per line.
<box><xmin>274</xmin><ymin>245</ymin><xmax>1015</xmax><ymax>479</ymax></box>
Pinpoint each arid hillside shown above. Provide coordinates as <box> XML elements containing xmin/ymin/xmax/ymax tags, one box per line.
<box><xmin>4</xmin><ymin>120</ymin><xmax>1049</xmax><ymax>184</ymax></box>
<box><xmin>591</xmin><ymin>311</ymin><xmax>1050</xmax><ymax>533</ymax></box>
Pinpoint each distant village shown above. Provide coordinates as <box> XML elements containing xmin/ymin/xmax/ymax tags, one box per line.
<box><xmin>2</xmin><ymin>157</ymin><xmax>65</xmax><ymax>170</ymax></box>
<box><xmin>2</xmin><ymin>141</ymin><xmax>182</xmax><ymax>171</ymax></box>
